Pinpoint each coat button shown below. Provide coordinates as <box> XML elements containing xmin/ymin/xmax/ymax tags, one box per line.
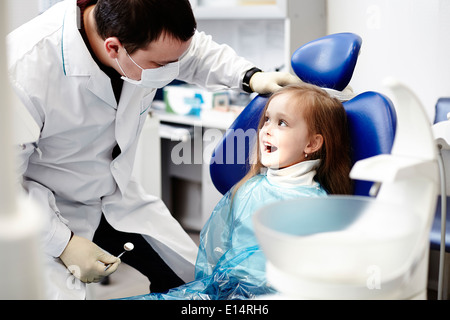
<box><xmin>113</xmin><ymin>162</ymin><xmax>119</xmax><ymax>170</ymax></box>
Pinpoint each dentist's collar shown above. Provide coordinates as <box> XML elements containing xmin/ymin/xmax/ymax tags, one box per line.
<box><xmin>266</xmin><ymin>159</ymin><xmax>321</xmax><ymax>188</ymax></box>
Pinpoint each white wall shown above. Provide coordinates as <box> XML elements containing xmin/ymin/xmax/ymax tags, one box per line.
<box><xmin>327</xmin><ymin>0</ymin><xmax>450</xmax><ymax>122</ymax></box>
<box><xmin>6</xmin><ymin>0</ymin><xmax>39</xmax><ymax>33</ymax></box>
<box><xmin>197</xmin><ymin>19</ymin><xmax>285</xmax><ymax>72</ymax></box>
<box><xmin>6</xmin><ymin>0</ymin><xmax>65</xmax><ymax>32</ymax></box>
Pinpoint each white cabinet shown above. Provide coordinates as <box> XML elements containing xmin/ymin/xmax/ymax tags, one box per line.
<box><xmin>157</xmin><ymin>118</ymin><xmax>225</xmax><ymax>231</ymax></box>
<box><xmin>192</xmin><ymin>0</ymin><xmax>326</xmax><ymax>73</ymax></box>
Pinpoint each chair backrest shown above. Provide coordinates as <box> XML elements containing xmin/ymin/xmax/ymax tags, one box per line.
<box><xmin>210</xmin><ymin>33</ymin><xmax>397</xmax><ymax>196</ymax></box>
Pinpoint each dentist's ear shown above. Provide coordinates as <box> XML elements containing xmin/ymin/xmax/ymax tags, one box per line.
<box><xmin>305</xmin><ymin>134</ymin><xmax>324</xmax><ymax>155</ymax></box>
<box><xmin>104</xmin><ymin>37</ymin><xmax>122</xmax><ymax>59</ymax></box>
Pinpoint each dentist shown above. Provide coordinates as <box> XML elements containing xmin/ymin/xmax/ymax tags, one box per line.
<box><xmin>7</xmin><ymin>0</ymin><xmax>301</xmax><ymax>299</ymax></box>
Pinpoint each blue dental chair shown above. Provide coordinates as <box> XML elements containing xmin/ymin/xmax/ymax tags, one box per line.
<box><xmin>210</xmin><ymin>33</ymin><xmax>397</xmax><ymax>197</ymax></box>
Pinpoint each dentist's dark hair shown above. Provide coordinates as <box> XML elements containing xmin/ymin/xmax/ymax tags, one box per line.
<box><xmin>94</xmin><ymin>0</ymin><xmax>196</xmax><ymax>53</ymax></box>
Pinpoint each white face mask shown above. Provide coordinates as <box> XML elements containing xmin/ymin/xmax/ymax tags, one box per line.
<box><xmin>116</xmin><ymin>48</ymin><xmax>180</xmax><ymax>89</ymax></box>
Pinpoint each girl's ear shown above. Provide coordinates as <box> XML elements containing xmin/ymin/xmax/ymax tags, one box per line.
<box><xmin>305</xmin><ymin>134</ymin><xmax>324</xmax><ymax>155</ymax></box>
<box><xmin>104</xmin><ymin>37</ymin><xmax>122</xmax><ymax>59</ymax></box>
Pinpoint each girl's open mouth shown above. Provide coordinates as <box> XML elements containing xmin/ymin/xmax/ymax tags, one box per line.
<box><xmin>263</xmin><ymin>142</ymin><xmax>278</xmax><ymax>153</ymax></box>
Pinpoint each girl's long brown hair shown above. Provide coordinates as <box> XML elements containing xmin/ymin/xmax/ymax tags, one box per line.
<box><xmin>233</xmin><ymin>83</ymin><xmax>353</xmax><ymax>196</ymax></box>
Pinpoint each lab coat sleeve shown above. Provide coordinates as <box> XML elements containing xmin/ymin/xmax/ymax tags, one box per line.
<box><xmin>177</xmin><ymin>31</ymin><xmax>256</xmax><ymax>92</ymax></box>
<box><xmin>11</xmin><ymin>85</ymin><xmax>72</xmax><ymax>259</ymax></box>
<box><xmin>22</xmin><ymin>180</ymin><xmax>72</xmax><ymax>258</ymax></box>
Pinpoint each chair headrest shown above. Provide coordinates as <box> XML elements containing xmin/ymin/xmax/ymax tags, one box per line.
<box><xmin>343</xmin><ymin>92</ymin><xmax>397</xmax><ymax>195</ymax></box>
<box><xmin>291</xmin><ymin>33</ymin><xmax>362</xmax><ymax>91</ymax></box>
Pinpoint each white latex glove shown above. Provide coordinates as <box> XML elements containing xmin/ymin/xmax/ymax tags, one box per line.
<box><xmin>249</xmin><ymin>71</ymin><xmax>303</xmax><ymax>94</ymax></box>
<box><xmin>60</xmin><ymin>235</ymin><xmax>121</xmax><ymax>283</ymax></box>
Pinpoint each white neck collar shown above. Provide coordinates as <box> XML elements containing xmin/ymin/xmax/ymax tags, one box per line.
<box><xmin>266</xmin><ymin>159</ymin><xmax>321</xmax><ymax>188</ymax></box>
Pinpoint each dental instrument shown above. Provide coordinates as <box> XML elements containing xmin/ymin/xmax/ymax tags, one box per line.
<box><xmin>118</xmin><ymin>242</ymin><xmax>135</xmax><ymax>259</ymax></box>
<box><xmin>104</xmin><ymin>242</ymin><xmax>134</xmax><ymax>271</ymax></box>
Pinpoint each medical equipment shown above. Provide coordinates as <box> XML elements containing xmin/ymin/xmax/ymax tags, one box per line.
<box><xmin>0</xmin><ymin>1</ymin><xmax>45</xmax><ymax>299</ymax></box>
<box><xmin>210</xmin><ymin>33</ymin><xmax>438</xmax><ymax>299</ymax></box>
<box><xmin>431</xmin><ymin>100</ymin><xmax>450</xmax><ymax>299</ymax></box>
<box><xmin>117</xmin><ymin>242</ymin><xmax>134</xmax><ymax>258</ymax></box>
<box><xmin>164</xmin><ymin>84</ymin><xmax>230</xmax><ymax>117</ymax></box>
<box><xmin>104</xmin><ymin>242</ymin><xmax>134</xmax><ymax>271</ymax></box>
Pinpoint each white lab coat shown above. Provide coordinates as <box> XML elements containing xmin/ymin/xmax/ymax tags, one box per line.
<box><xmin>7</xmin><ymin>0</ymin><xmax>254</xmax><ymax>299</ymax></box>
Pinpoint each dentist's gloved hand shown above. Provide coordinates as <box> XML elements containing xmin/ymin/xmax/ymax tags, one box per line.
<box><xmin>249</xmin><ymin>71</ymin><xmax>303</xmax><ymax>94</ymax></box>
<box><xmin>59</xmin><ymin>235</ymin><xmax>121</xmax><ymax>283</ymax></box>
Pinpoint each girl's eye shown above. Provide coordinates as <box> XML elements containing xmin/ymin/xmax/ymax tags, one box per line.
<box><xmin>264</xmin><ymin>116</ymin><xmax>270</xmax><ymax>123</ymax></box>
<box><xmin>278</xmin><ymin>120</ymin><xmax>287</xmax><ymax>127</ymax></box>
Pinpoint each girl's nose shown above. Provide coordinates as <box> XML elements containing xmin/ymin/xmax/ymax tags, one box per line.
<box><xmin>263</xmin><ymin>123</ymin><xmax>272</xmax><ymax>136</ymax></box>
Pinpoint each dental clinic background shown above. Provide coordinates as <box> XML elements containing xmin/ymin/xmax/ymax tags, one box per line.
<box><xmin>6</xmin><ymin>0</ymin><xmax>450</xmax><ymax>121</ymax></box>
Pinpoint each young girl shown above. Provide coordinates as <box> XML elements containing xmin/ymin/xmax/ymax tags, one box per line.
<box><xmin>128</xmin><ymin>83</ymin><xmax>353</xmax><ymax>300</ymax></box>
